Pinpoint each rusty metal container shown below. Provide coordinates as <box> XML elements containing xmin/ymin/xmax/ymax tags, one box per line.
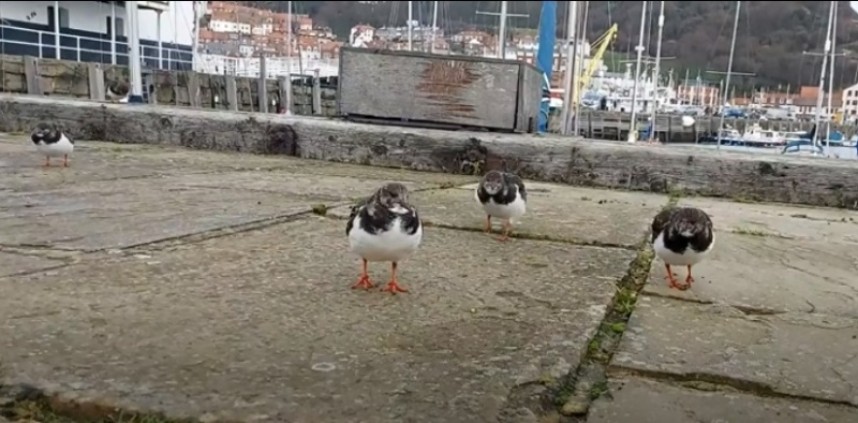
<box><xmin>336</xmin><ymin>47</ymin><xmax>542</xmax><ymax>133</ymax></box>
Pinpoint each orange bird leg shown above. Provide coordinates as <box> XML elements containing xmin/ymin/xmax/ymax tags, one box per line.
<box><xmin>381</xmin><ymin>262</ymin><xmax>409</xmax><ymax>294</ymax></box>
<box><xmin>351</xmin><ymin>258</ymin><xmax>374</xmax><ymax>290</ymax></box>
<box><xmin>685</xmin><ymin>265</ymin><xmax>695</xmax><ymax>286</ymax></box>
<box><xmin>495</xmin><ymin>219</ymin><xmax>511</xmax><ymax>242</ymax></box>
<box><xmin>664</xmin><ymin>263</ymin><xmax>688</xmax><ymax>290</ymax></box>
<box><xmin>43</xmin><ymin>156</ymin><xmax>51</xmax><ymax>167</ymax></box>
<box><xmin>63</xmin><ymin>154</ymin><xmax>69</xmax><ymax>167</ymax></box>
<box><xmin>484</xmin><ymin>215</ymin><xmax>492</xmax><ymax>233</ymax></box>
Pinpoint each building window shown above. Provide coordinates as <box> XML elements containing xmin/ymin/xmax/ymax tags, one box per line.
<box><xmin>59</xmin><ymin>7</ymin><xmax>69</xmax><ymax>28</ymax></box>
<box><xmin>106</xmin><ymin>17</ymin><xmax>125</xmax><ymax>37</ymax></box>
<box><xmin>47</xmin><ymin>6</ymin><xmax>70</xmax><ymax>29</ymax></box>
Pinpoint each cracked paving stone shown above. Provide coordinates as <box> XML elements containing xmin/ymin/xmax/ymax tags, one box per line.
<box><xmin>0</xmin><ymin>252</ymin><xmax>65</xmax><ymax>278</ymax></box>
<box><xmin>329</xmin><ymin>181</ymin><xmax>667</xmax><ymax>247</ymax></box>
<box><xmin>0</xmin><ymin>178</ymin><xmax>314</xmax><ymax>251</ymax></box>
<box><xmin>611</xmin><ymin>295</ymin><xmax>858</xmax><ymax>407</ymax></box>
<box><xmin>0</xmin><ymin>216</ymin><xmax>635</xmax><ymax>423</ymax></box>
<box><xmin>678</xmin><ymin>196</ymin><xmax>858</xmax><ymax>243</ymax></box>
<box><xmin>645</xmin><ymin>230</ymin><xmax>858</xmax><ymax>318</ymax></box>
<box><xmin>0</xmin><ymin>136</ymin><xmax>475</xmax><ymax>193</ymax></box>
<box><xmin>589</xmin><ymin>376</ymin><xmax>858</xmax><ymax>423</ymax></box>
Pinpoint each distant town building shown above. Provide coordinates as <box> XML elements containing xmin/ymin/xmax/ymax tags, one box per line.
<box><xmin>201</xmin><ymin>1</ymin><xmax>339</xmax><ymax>59</ymax></box>
<box><xmin>841</xmin><ymin>82</ymin><xmax>858</xmax><ymax>122</ymax></box>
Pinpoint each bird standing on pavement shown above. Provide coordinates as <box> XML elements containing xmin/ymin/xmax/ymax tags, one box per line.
<box><xmin>346</xmin><ymin>182</ymin><xmax>423</xmax><ymax>295</ymax></box>
<box><xmin>650</xmin><ymin>206</ymin><xmax>715</xmax><ymax>290</ymax></box>
<box><xmin>31</xmin><ymin>122</ymin><xmax>74</xmax><ymax>168</ymax></box>
<box><xmin>475</xmin><ymin>170</ymin><xmax>527</xmax><ymax>242</ymax></box>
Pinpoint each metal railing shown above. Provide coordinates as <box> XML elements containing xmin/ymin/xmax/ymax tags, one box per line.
<box><xmin>0</xmin><ymin>22</ymin><xmax>192</xmax><ymax>70</ymax></box>
<box><xmin>1</xmin><ymin>23</ymin><xmax>342</xmax><ymax>78</ymax></box>
<box><xmin>196</xmin><ymin>53</ymin><xmax>339</xmax><ymax>78</ymax></box>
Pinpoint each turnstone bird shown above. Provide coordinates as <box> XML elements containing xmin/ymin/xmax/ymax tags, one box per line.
<box><xmin>475</xmin><ymin>170</ymin><xmax>527</xmax><ymax>242</ymax></box>
<box><xmin>31</xmin><ymin>122</ymin><xmax>74</xmax><ymax>168</ymax></box>
<box><xmin>346</xmin><ymin>182</ymin><xmax>423</xmax><ymax>294</ymax></box>
<box><xmin>650</xmin><ymin>206</ymin><xmax>715</xmax><ymax>290</ymax></box>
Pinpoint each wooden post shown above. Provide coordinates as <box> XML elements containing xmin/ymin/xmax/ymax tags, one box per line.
<box><xmin>188</xmin><ymin>72</ymin><xmax>201</xmax><ymax>108</ymax></box>
<box><xmin>278</xmin><ymin>75</ymin><xmax>291</xmax><ymax>115</ymax></box>
<box><xmin>666</xmin><ymin>116</ymin><xmax>672</xmax><ymax>143</ymax></box>
<box><xmin>24</xmin><ymin>56</ymin><xmax>42</xmax><ymax>95</ymax></box>
<box><xmin>312</xmin><ymin>69</ymin><xmax>322</xmax><ymax>115</ymax></box>
<box><xmin>225</xmin><ymin>75</ymin><xmax>238</xmax><ymax>111</ymax></box>
<box><xmin>144</xmin><ymin>71</ymin><xmax>157</xmax><ymax>104</ymax></box>
<box><xmin>258</xmin><ymin>56</ymin><xmax>268</xmax><ymax>113</ymax></box>
<box><xmin>87</xmin><ymin>63</ymin><xmax>106</xmax><ymax>101</ymax></box>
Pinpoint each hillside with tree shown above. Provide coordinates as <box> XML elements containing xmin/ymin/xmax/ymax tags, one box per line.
<box><xmin>241</xmin><ymin>1</ymin><xmax>858</xmax><ymax>92</ymax></box>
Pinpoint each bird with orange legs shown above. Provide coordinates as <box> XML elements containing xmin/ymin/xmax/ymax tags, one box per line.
<box><xmin>31</xmin><ymin>122</ymin><xmax>74</xmax><ymax>168</ymax></box>
<box><xmin>346</xmin><ymin>183</ymin><xmax>423</xmax><ymax>295</ymax></box>
<box><xmin>475</xmin><ymin>170</ymin><xmax>527</xmax><ymax>242</ymax></box>
<box><xmin>650</xmin><ymin>206</ymin><xmax>715</xmax><ymax>290</ymax></box>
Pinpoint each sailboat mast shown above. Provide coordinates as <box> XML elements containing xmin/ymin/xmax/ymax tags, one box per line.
<box><xmin>498</xmin><ymin>1</ymin><xmax>508</xmax><ymax>59</ymax></box>
<box><xmin>407</xmin><ymin>1</ymin><xmax>413</xmax><ymax>51</ymax></box>
<box><xmin>825</xmin><ymin>0</ymin><xmax>838</xmax><ymax>153</ymax></box>
<box><xmin>650</xmin><ymin>1</ymin><xmax>665</xmax><ymax>142</ymax></box>
<box><xmin>430</xmin><ymin>1</ymin><xmax>439</xmax><ymax>54</ymax></box>
<box><xmin>628</xmin><ymin>1</ymin><xmax>648</xmax><ymax>143</ymax></box>
<box><xmin>716</xmin><ymin>0</ymin><xmax>740</xmax><ymax>151</ymax></box>
<box><xmin>560</xmin><ymin>1</ymin><xmax>578</xmax><ymax>135</ymax></box>
<box><xmin>572</xmin><ymin>1</ymin><xmax>589</xmax><ymax>136</ymax></box>
<box><xmin>813</xmin><ymin>1</ymin><xmax>835</xmax><ymax>154</ymax></box>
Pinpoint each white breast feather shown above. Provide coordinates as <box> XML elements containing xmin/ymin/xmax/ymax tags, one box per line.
<box><xmin>476</xmin><ymin>186</ymin><xmax>527</xmax><ymax>221</ymax></box>
<box><xmin>348</xmin><ymin>214</ymin><xmax>423</xmax><ymax>263</ymax></box>
<box><xmin>652</xmin><ymin>231</ymin><xmax>715</xmax><ymax>267</ymax></box>
<box><xmin>36</xmin><ymin>134</ymin><xmax>74</xmax><ymax>157</ymax></box>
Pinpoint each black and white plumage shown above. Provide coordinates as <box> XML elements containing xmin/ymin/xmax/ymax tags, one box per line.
<box><xmin>650</xmin><ymin>206</ymin><xmax>715</xmax><ymax>290</ymax></box>
<box><xmin>31</xmin><ymin>122</ymin><xmax>74</xmax><ymax>167</ymax></box>
<box><xmin>346</xmin><ymin>182</ymin><xmax>423</xmax><ymax>294</ymax></box>
<box><xmin>475</xmin><ymin>170</ymin><xmax>527</xmax><ymax>241</ymax></box>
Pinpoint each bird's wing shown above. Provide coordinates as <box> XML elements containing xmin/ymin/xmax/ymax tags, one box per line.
<box><xmin>506</xmin><ymin>173</ymin><xmax>527</xmax><ymax>202</ymax></box>
<box><xmin>650</xmin><ymin>207</ymin><xmax>675</xmax><ymax>243</ymax></box>
<box><xmin>345</xmin><ymin>196</ymin><xmax>371</xmax><ymax>236</ymax></box>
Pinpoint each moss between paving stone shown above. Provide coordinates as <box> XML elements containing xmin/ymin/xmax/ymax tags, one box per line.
<box><xmin>543</xmin><ymin>195</ymin><xmax>678</xmax><ymax>421</ymax></box>
<box><xmin>0</xmin><ymin>394</ymin><xmax>189</xmax><ymax>423</ymax></box>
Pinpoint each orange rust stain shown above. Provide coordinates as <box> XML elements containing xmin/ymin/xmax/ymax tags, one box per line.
<box><xmin>416</xmin><ymin>61</ymin><xmax>480</xmax><ymax>117</ymax></box>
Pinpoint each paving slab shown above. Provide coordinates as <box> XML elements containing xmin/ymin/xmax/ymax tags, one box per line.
<box><xmin>0</xmin><ymin>216</ymin><xmax>633</xmax><ymax>423</ymax></box>
<box><xmin>330</xmin><ymin>182</ymin><xmax>667</xmax><ymax>247</ymax></box>
<box><xmin>589</xmin><ymin>376</ymin><xmax>858</xmax><ymax>423</ymax></box>
<box><xmin>0</xmin><ymin>251</ymin><xmax>66</xmax><ymax>278</ymax></box>
<box><xmin>0</xmin><ymin>135</ymin><xmax>475</xmax><ymax>193</ymax></box>
<box><xmin>680</xmin><ymin>196</ymin><xmax>858</xmax><ymax>242</ymax></box>
<box><xmin>645</xmin><ymin>198</ymin><xmax>858</xmax><ymax>316</ymax></box>
<box><xmin>0</xmin><ymin>177</ymin><xmax>314</xmax><ymax>251</ymax></box>
<box><xmin>611</xmin><ymin>295</ymin><xmax>858</xmax><ymax>406</ymax></box>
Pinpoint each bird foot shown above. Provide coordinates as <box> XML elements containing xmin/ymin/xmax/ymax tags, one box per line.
<box><xmin>494</xmin><ymin>234</ymin><xmax>510</xmax><ymax>243</ymax></box>
<box><xmin>685</xmin><ymin>275</ymin><xmax>695</xmax><ymax>286</ymax></box>
<box><xmin>484</xmin><ymin>216</ymin><xmax>492</xmax><ymax>234</ymax></box>
<box><xmin>381</xmin><ymin>280</ymin><xmax>409</xmax><ymax>295</ymax></box>
<box><xmin>665</xmin><ymin>275</ymin><xmax>690</xmax><ymax>291</ymax></box>
<box><xmin>351</xmin><ymin>274</ymin><xmax>374</xmax><ymax>290</ymax></box>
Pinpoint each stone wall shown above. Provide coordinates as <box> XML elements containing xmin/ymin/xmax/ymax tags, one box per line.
<box><xmin>2</xmin><ymin>94</ymin><xmax>857</xmax><ymax>209</ymax></box>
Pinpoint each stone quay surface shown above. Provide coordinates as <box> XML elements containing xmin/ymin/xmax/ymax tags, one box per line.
<box><xmin>1</xmin><ymin>125</ymin><xmax>858</xmax><ymax>422</ymax></box>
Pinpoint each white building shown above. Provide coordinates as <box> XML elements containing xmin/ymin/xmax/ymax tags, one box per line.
<box><xmin>0</xmin><ymin>1</ymin><xmax>195</xmax><ymax>70</ymax></box>
<box><xmin>841</xmin><ymin>82</ymin><xmax>858</xmax><ymax>123</ymax></box>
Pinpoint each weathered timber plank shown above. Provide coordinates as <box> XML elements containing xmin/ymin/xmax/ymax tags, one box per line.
<box><xmin>1</xmin><ymin>94</ymin><xmax>857</xmax><ymax>209</ymax></box>
<box><xmin>338</xmin><ymin>48</ymin><xmax>520</xmax><ymax>130</ymax></box>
